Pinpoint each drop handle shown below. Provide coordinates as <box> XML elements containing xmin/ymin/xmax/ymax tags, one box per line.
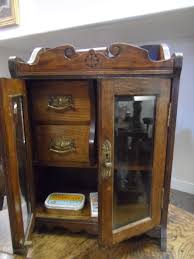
<box><xmin>104</xmin><ymin>161</ymin><xmax>112</xmax><ymax>168</ymax></box>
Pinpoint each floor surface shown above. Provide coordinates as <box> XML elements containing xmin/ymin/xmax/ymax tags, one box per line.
<box><xmin>0</xmin><ymin>204</ymin><xmax>194</xmax><ymax>259</ymax></box>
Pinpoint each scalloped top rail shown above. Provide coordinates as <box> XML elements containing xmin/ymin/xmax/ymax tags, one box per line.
<box><xmin>8</xmin><ymin>43</ymin><xmax>176</xmax><ymax>78</ymax></box>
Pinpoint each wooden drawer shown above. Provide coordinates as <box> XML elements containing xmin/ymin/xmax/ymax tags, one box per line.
<box><xmin>29</xmin><ymin>80</ymin><xmax>91</xmax><ymax>123</ymax></box>
<box><xmin>35</xmin><ymin>125</ymin><xmax>90</xmax><ymax>163</ymax></box>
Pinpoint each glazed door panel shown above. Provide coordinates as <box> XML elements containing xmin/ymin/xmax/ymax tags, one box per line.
<box><xmin>98</xmin><ymin>78</ymin><xmax>170</xmax><ymax>245</ymax></box>
<box><xmin>0</xmin><ymin>79</ymin><xmax>34</xmax><ymax>254</ymax></box>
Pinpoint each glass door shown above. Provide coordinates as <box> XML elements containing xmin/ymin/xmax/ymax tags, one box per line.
<box><xmin>98</xmin><ymin>78</ymin><xmax>170</xmax><ymax>245</ymax></box>
<box><xmin>0</xmin><ymin>79</ymin><xmax>34</xmax><ymax>254</ymax></box>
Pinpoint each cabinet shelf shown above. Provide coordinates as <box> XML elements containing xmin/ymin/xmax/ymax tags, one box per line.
<box><xmin>35</xmin><ymin>202</ymin><xmax>98</xmax><ymax>234</ymax></box>
<box><xmin>33</xmin><ymin>160</ymin><xmax>97</xmax><ymax>169</ymax></box>
<box><xmin>34</xmin><ymin>161</ymin><xmax>150</xmax><ymax>171</ymax></box>
<box><xmin>36</xmin><ymin>202</ymin><xmax>97</xmax><ymax>223</ymax></box>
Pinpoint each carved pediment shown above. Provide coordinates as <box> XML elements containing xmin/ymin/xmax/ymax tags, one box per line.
<box><xmin>9</xmin><ymin>43</ymin><xmax>175</xmax><ymax>78</ymax></box>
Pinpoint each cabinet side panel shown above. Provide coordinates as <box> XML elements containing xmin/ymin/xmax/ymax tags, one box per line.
<box><xmin>161</xmin><ymin>54</ymin><xmax>183</xmax><ymax>250</ymax></box>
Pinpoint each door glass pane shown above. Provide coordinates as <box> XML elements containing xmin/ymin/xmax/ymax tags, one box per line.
<box><xmin>11</xmin><ymin>96</ymin><xmax>31</xmax><ymax>234</ymax></box>
<box><xmin>0</xmin><ymin>129</ymin><xmax>13</xmax><ymax>253</ymax></box>
<box><xmin>113</xmin><ymin>95</ymin><xmax>156</xmax><ymax>229</ymax></box>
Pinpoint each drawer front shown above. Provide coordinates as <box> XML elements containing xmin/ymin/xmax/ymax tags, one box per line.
<box><xmin>30</xmin><ymin>80</ymin><xmax>90</xmax><ymax>123</ymax></box>
<box><xmin>35</xmin><ymin>125</ymin><xmax>90</xmax><ymax>163</ymax></box>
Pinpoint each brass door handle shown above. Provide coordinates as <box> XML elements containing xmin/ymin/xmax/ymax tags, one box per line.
<box><xmin>48</xmin><ymin>95</ymin><xmax>74</xmax><ymax>112</ymax></box>
<box><xmin>49</xmin><ymin>137</ymin><xmax>76</xmax><ymax>154</ymax></box>
<box><xmin>102</xmin><ymin>140</ymin><xmax>112</xmax><ymax>178</ymax></box>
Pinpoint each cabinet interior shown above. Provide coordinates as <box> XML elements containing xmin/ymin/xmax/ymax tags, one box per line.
<box><xmin>26</xmin><ymin>79</ymin><xmax>98</xmax><ymax>226</ymax></box>
<box><xmin>34</xmin><ymin>166</ymin><xmax>98</xmax><ymax>223</ymax></box>
<box><xmin>25</xmin><ymin>78</ymin><xmax>156</xmax><ymax>227</ymax></box>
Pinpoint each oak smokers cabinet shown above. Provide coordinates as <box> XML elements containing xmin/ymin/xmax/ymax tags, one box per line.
<box><xmin>0</xmin><ymin>43</ymin><xmax>182</xmax><ymax>254</ymax></box>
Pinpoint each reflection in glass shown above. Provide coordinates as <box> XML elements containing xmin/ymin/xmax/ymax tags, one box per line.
<box><xmin>113</xmin><ymin>96</ymin><xmax>156</xmax><ymax>229</ymax></box>
<box><xmin>12</xmin><ymin>96</ymin><xmax>31</xmax><ymax>234</ymax></box>
<box><xmin>0</xmin><ymin>127</ymin><xmax>13</xmax><ymax>253</ymax></box>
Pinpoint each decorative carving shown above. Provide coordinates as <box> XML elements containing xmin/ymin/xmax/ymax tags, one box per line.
<box><xmin>49</xmin><ymin>137</ymin><xmax>76</xmax><ymax>154</ymax></box>
<box><xmin>64</xmin><ymin>46</ymin><xmax>76</xmax><ymax>59</ymax></box>
<box><xmin>107</xmin><ymin>44</ymin><xmax>121</xmax><ymax>57</ymax></box>
<box><xmin>85</xmin><ymin>49</ymin><xmax>99</xmax><ymax>68</ymax></box>
<box><xmin>48</xmin><ymin>95</ymin><xmax>74</xmax><ymax>112</ymax></box>
<box><xmin>8</xmin><ymin>43</ymin><xmax>174</xmax><ymax>78</ymax></box>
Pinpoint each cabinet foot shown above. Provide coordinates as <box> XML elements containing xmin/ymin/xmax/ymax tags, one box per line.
<box><xmin>0</xmin><ymin>196</ymin><xmax>4</xmax><ymax>210</ymax></box>
<box><xmin>146</xmin><ymin>225</ymin><xmax>167</xmax><ymax>252</ymax></box>
<box><xmin>160</xmin><ymin>226</ymin><xmax>167</xmax><ymax>252</ymax></box>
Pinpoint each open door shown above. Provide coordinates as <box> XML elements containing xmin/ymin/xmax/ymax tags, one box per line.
<box><xmin>98</xmin><ymin>78</ymin><xmax>170</xmax><ymax>245</ymax></box>
<box><xmin>0</xmin><ymin>79</ymin><xmax>34</xmax><ymax>254</ymax></box>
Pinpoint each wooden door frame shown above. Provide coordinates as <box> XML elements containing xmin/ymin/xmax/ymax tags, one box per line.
<box><xmin>98</xmin><ymin>77</ymin><xmax>171</xmax><ymax>246</ymax></box>
<box><xmin>161</xmin><ymin>53</ymin><xmax>183</xmax><ymax>250</ymax></box>
<box><xmin>0</xmin><ymin>79</ymin><xmax>34</xmax><ymax>254</ymax></box>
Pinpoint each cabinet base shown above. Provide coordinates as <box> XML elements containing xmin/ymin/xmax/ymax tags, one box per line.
<box><xmin>35</xmin><ymin>218</ymin><xmax>98</xmax><ymax>235</ymax></box>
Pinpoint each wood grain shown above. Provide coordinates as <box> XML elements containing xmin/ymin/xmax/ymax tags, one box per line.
<box><xmin>0</xmin><ymin>79</ymin><xmax>34</xmax><ymax>254</ymax></box>
<box><xmin>0</xmin><ymin>108</ymin><xmax>6</xmax><ymax>207</ymax></box>
<box><xmin>36</xmin><ymin>203</ymin><xmax>97</xmax><ymax>222</ymax></box>
<box><xmin>1</xmin><ymin>204</ymin><xmax>190</xmax><ymax>259</ymax></box>
<box><xmin>29</xmin><ymin>80</ymin><xmax>91</xmax><ymax>123</ymax></box>
<box><xmin>9</xmin><ymin>43</ymin><xmax>174</xmax><ymax>78</ymax></box>
<box><xmin>35</xmin><ymin>201</ymin><xmax>98</xmax><ymax>235</ymax></box>
<box><xmin>98</xmin><ymin>78</ymin><xmax>114</xmax><ymax>246</ymax></box>
<box><xmin>161</xmin><ymin>52</ymin><xmax>183</xmax><ymax>251</ymax></box>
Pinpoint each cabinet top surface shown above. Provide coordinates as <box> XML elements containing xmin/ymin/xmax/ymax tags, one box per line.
<box><xmin>8</xmin><ymin>43</ymin><xmax>182</xmax><ymax>79</ymax></box>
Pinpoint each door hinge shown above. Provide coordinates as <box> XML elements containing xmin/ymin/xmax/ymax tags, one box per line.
<box><xmin>161</xmin><ymin>188</ymin><xmax>164</xmax><ymax>209</ymax></box>
<box><xmin>167</xmin><ymin>103</ymin><xmax>172</xmax><ymax>127</ymax></box>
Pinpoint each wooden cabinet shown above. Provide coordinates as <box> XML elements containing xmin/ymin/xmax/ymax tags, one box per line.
<box><xmin>0</xmin><ymin>43</ymin><xmax>182</xmax><ymax>255</ymax></box>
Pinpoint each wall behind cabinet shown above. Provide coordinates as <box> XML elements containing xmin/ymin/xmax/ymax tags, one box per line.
<box><xmin>0</xmin><ymin>48</ymin><xmax>28</xmax><ymax>77</ymax></box>
<box><xmin>166</xmin><ymin>38</ymin><xmax>194</xmax><ymax>194</ymax></box>
<box><xmin>1</xmin><ymin>0</ymin><xmax>194</xmax><ymax>41</ymax></box>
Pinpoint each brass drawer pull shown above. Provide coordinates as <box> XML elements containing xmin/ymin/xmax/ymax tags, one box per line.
<box><xmin>48</xmin><ymin>95</ymin><xmax>74</xmax><ymax>111</ymax></box>
<box><xmin>49</xmin><ymin>137</ymin><xmax>76</xmax><ymax>154</ymax></box>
